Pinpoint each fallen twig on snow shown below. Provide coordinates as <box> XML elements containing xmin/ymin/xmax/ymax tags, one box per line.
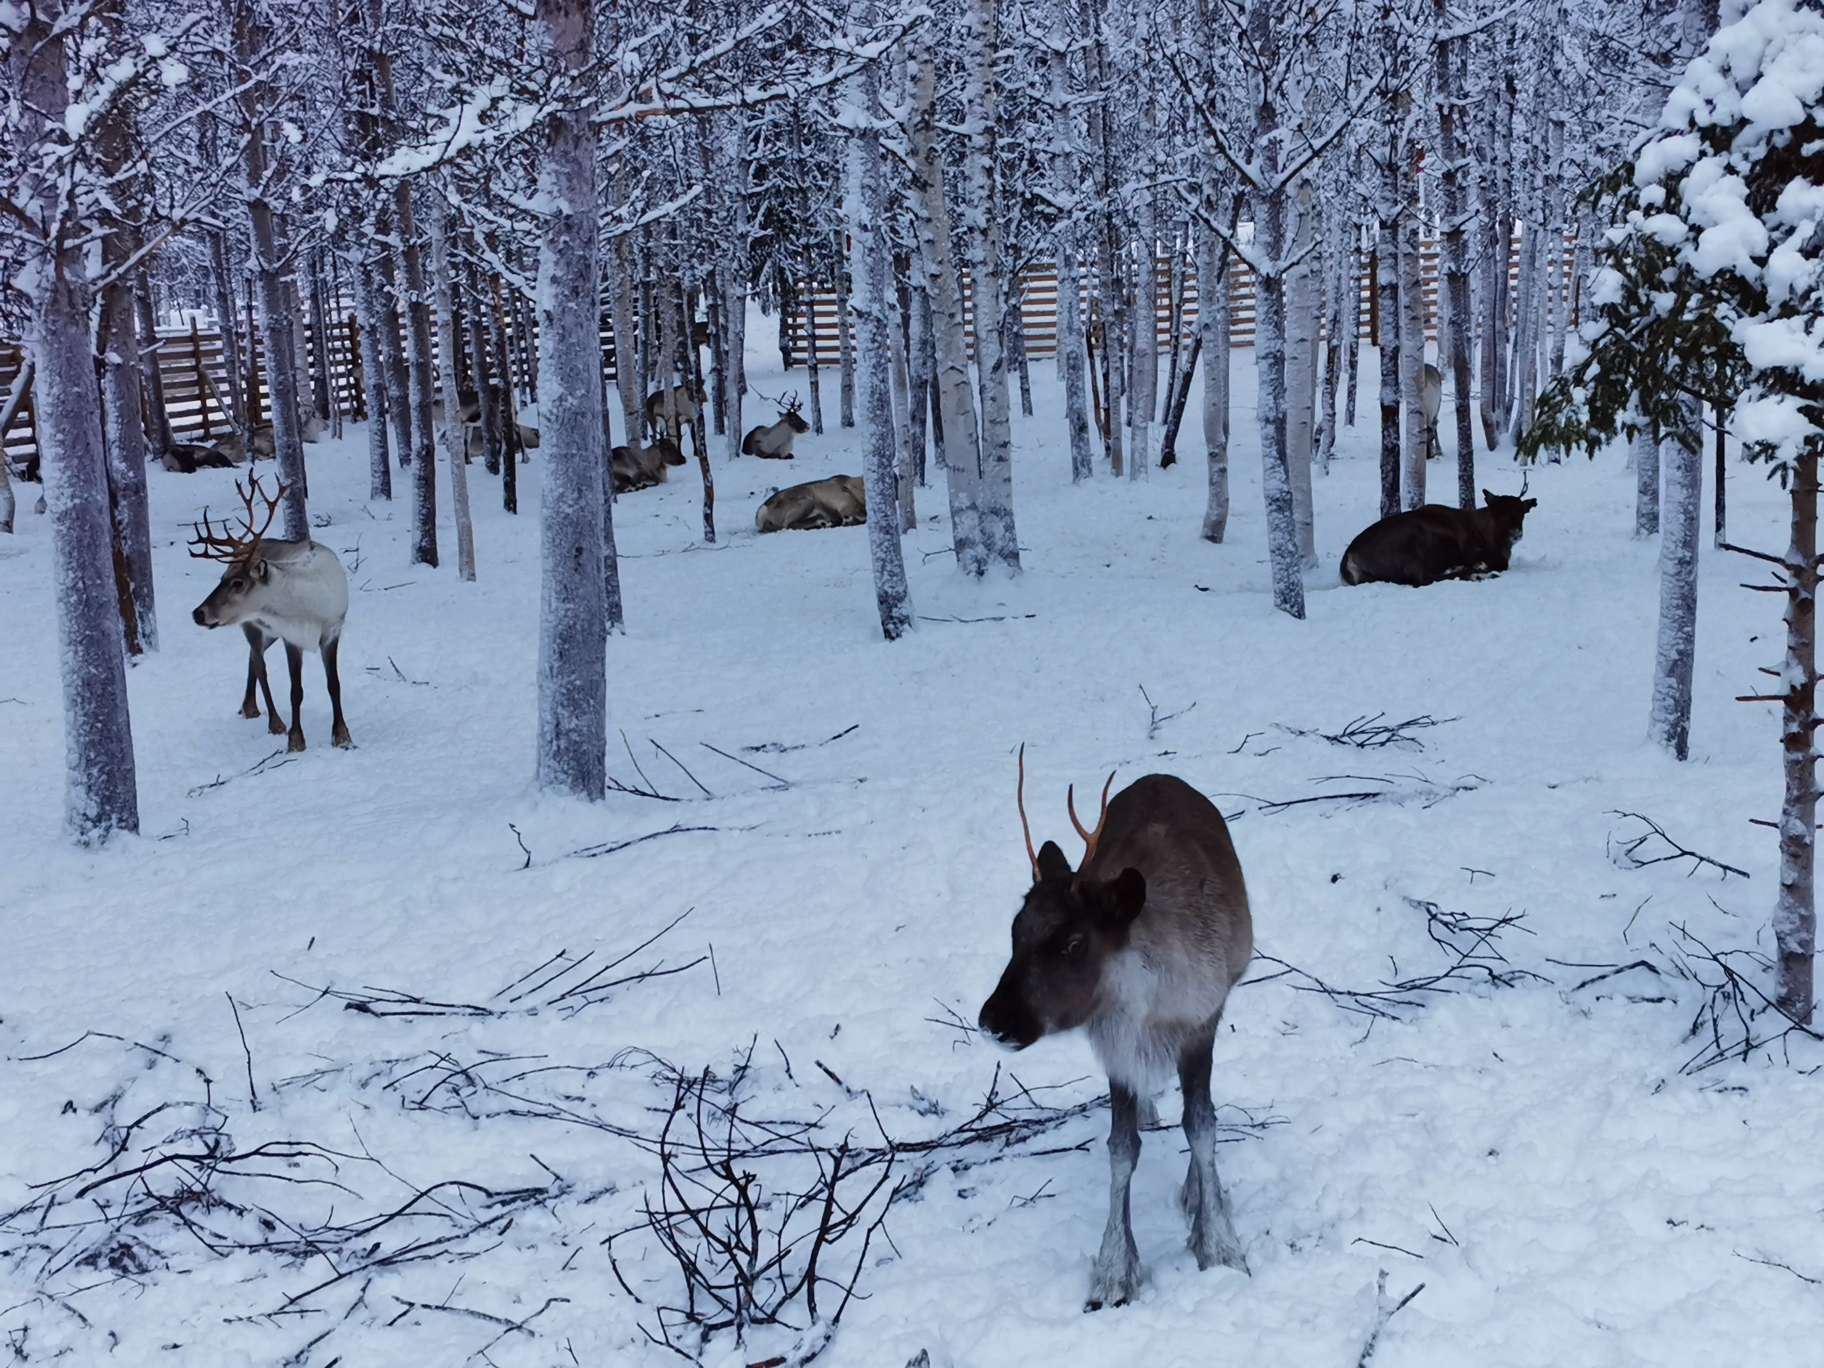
<box><xmin>1139</xmin><ymin>685</ymin><xmax>1196</xmax><ymax>741</ymax></box>
<box><xmin>1662</xmin><ymin>922</ymin><xmax>1822</xmax><ymax>1072</ymax></box>
<box><xmin>1356</xmin><ymin>1270</ymin><xmax>1425</xmax><ymax>1368</ymax></box>
<box><xmin>1283</xmin><ymin>713</ymin><xmax>1457</xmax><ymax>751</ymax></box>
<box><xmin>1608</xmin><ymin>811</ymin><xmax>1749</xmax><ymax>880</ymax></box>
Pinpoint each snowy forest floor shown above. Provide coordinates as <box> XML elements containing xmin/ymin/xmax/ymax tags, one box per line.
<box><xmin>2</xmin><ymin>343</ymin><xmax>1819</xmax><ymax>1368</ymax></box>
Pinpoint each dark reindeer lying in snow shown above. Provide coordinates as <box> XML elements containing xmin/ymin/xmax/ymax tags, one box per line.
<box><xmin>754</xmin><ymin>475</ymin><xmax>865</xmax><ymax>532</ymax></box>
<box><xmin>741</xmin><ymin>394</ymin><xmax>810</xmax><ymax>459</ymax></box>
<box><xmin>979</xmin><ymin>753</ymin><xmax>1254</xmax><ymax>1308</ymax></box>
<box><xmin>611</xmin><ymin>438</ymin><xmax>686</xmax><ymax>492</ymax></box>
<box><xmin>190</xmin><ymin>475</ymin><xmax>351</xmax><ymax>752</ymax></box>
<box><xmin>1340</xmin><ymin>488</ymin><xmax>1537</xmax><ymax>587</ymax></box>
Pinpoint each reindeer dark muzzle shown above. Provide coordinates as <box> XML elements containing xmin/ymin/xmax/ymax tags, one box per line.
<box><xmin>978</xmin><ymin>974</ymin><xmax>1042</xmax><ymax>1050</ymax></box>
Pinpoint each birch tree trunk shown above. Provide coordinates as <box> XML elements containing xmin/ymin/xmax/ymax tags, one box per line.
<box><xmin>1199</xmin><ymin>223</ymin><xmax>1231</xmax><ymax>543</ymax></box>
<box><xmin>1649</xmin><ymin>412</ymin><xmax>1701</xmax><ymax>760</ymax></box>
<box><xmin>135</xmin><ymin>277</ymin><xmax>173</xmax><ymax>468</ymax></box>
<box><xmin>836</xmin><ymin>234</ymin><xmax>855</xmax><ymax>428</ymax></box>
<box><xmin>12</xmin><ymin>4</ymin><xmax>138</xmax><ymax>842</ymax></box>
<box><xmin>1317</xmin><ymin>219</ymin><xmax>1344</xmax><ymax>475</ymax></box>
<box><xmin>1399</xmin><ymin>166</ymin><xmax>1427</xmax><ymax>510</ymax></box>
<box><xmin>428</xmin><ymin>201</ymin><xmax>476</xmax><ymax>581</ymax></box>
<box><xmin>1248</xmin><ymin>7</ymin><xmax>1304</xmax><ymax>620</ymax></box>
<box><xmin>848</xmin><ymin>45</ymin><xmax>914</xmax><ymax>639</ymax></box>
<box><xmin>352</xmin><ymin>256</ymin><xmax>393</xmax><ymax>499</ymax></box>
<box><xmin>1127</xmin><ymin>157</ymin><xmax>1158</xmax><ymax>475</ymax></box>
<box><xmin>1436</xmin><ymin>3</ymin><xmax>1475</xmax><ymax>508</ymax></box>
<box><xmin>964</xmin><ymin>0</ymin><xmax>1020</xmax><ymax>568</ymax></box>
<box><xmin>1376</xmin><ymin>137</ymin><xmax>1402</xmax><ymax>522</ymax></box>
<box><xmin>908</xmin><ymin>251</ymin><xmax>934</xmax><ymax>486</ymax></box>
<box><xmin>1775</xmin><ymin>447</ymin><xmax>1818</xmax><ymax>1022</ymax></box>
<box><xmin>534</xmin><ymin>0</ymin><xmax>607</xmax><ymax>800</ymax></box>
<box><xmin>1285</xmin><ymin>180</ymin><xmax>1318</xmax><ymax>564</ymax></box>
<box><xmin>464</xmin><ymin>260</ymin><xmax>505</xmax><ymax>476</ymax></box>
<box><xmin>208</xmin><ymin>220</ymin><xmax>248</xmax><ymax>438</ymax></box>
<box><xmin>907</xmin><ymin>29</ymin><xmax>987</xmax><ymax>575</ymax></box>
<box><xmin>94</xmin><ymin>25</ymin><xmax>156</xmax><ymax>650</ymax></box>
<box><xmin>394</xmin><ymin>185</ymin><xmax>438</xmax><ymax>563</ymax></box>
<box><xmin>1635</xmin><ymin>428</ymin><xmax>1660</xmax><ymax>537</ymax></box>
<box><xmin>234</xmin><ymin>0</ymin><xmax>309</xmax><ymax>540</ymax></box>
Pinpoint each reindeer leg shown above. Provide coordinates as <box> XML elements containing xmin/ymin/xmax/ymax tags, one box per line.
<box><xmin>284</xmin><ymin>642</ymin><xmax>307</xmax><ymax>752</ymax></box>
<box><xmin>322</xmin><ymin>634</ymin><xmax>351</xmax><ymax>748</ymax></box>
<box><xmin>240</xmin><ymin>624</ymin><xmax>263</xmax><ymax>719</ymax></box>
<box><xmin>1178</xmin><ymin>1030</ymin><xmax>1248</xmax><ymax>1274</ymax></box>
<box><xmin>1086</xmin><ymin>1081</ymin><xmax>1143</xmax><ymax>1311</ymax></box>
<box><xmin>246</xmin><ymin>626</ymin><xmax>284</xmax><ymax>733</ymax></box>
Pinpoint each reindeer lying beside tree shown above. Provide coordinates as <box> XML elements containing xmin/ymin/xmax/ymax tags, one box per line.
<box><xmin>754</xmin><ymin>475</ymin><xmax>865</xmax><ymax>532</ymax></box>
<box><xmin>189</xmin><ymin>475</ymin><xmax>351</xmax><ymax>752</ymax></box>
<box><xmin>611</xmin><ymin>438</ymin><xmax>686</xmax><ymax>492</ymax></box>
<box><xmin>979</xmin><ymin>751</ymin><xmax>1254</xmax><ymax>1308</ymax></box>
<box><xmin>741</xmin><ymin>394</ymin><xmax>810</xmax><ymax>459</ymax></box>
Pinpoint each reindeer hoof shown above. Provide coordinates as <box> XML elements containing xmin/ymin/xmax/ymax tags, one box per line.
<box><xmin>287</xmin><ymin>733</ymin><xmax>307</xmax><ymax>754</ymax></box>
<box><xmin>268</xmin><ymin>715</ymin><xmax>286</xmax><ymax>736</ymax></box>
<box><xmin>1086</xmin><ymin>1254</ymin><xmax>1142</xmax><ymax>1311</ymax></box>
<box><xmin>241</xmin><ymin>702</ymin><xmax>262</xmax><ymax>720</ymax></box>
<box><xmin>332</xmin><ymin>727</ymin><xmax>352</xmax><ymax>749</ymax></box>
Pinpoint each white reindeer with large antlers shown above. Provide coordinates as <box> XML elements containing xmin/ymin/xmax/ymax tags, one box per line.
<box><xmin>190</xmin><ymin>475</ymin><xmax>351</xmax><ymax>752</ymax></box>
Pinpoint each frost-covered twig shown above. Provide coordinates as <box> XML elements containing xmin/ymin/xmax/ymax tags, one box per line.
<box><xmin>1664</xmin><ymin>923</ymin><xmax>1823</xmax><ymax>1072</ymax></box>
<box><xmin>1282</xmin><ymin>712</ymin><xmax>1457</xmax><ymax>751</ymax></box>
<box><xmin>1356</xmin><ymin>1269</ymin><xmax>1425</xmax><ymax>1368</ymax></box>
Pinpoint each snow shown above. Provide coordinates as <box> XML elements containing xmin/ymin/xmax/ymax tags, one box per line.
<box><xmin>2</xmin><ymin>333</ymin><xmax>1822</xmax><ymax>1366</ymax></box>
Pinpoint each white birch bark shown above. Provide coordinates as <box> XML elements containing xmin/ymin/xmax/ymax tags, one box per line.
<box><xmin>1635</xmin><ymin>428</ymin><xmax>1660</xmax><ymax>537</ymax></box>
<box><xmin>10</xmin><ymin>4</ymin><xmax>138</xmax><ymax>841</ymax></box>
<box><xmin>1198</xmin><ymin>221</ymin><xmax>1231</xmax><ymax>543</ymax></box>
<box><xmin>1127</xmin><ymin>115</ymin><xmax>1158</xmax><ymax>477</ymax></box>
<box><xmin>1285</xmin><ymin>179</ymin><xmax>1318</xmax><ymax>564</ymax></box>
<box><xmin>1649</xmin><ymin>407</ymin><xmax>1702</xmax><ymax>760</ymax></box>
<box><xmin>352</xmin><ymin>256</ymin><xmax>394</xmax><ymax>499</ymax></box>
<box><xmin>1399</xmin><ymin>166</ymin><xmax>1427</xmax><ymax>510</ymax></box>
<box><xmin>907</xmin><ymin>29</ymin><xmax>987</xmax><ymax>574</ymax></box>
<box><xmin>1050</xmin><ymin>0</ymin><xmax>1087</xmax><ymax>485</ymax></box>
<box><xmin>1776</xmin><ymin>448</ymin><xmax>1818</xmax><ymax>1022</ymax></box>
<box><xmin>847</xmin><ymin>42</ymin><xmax>914</xmax><ymax>639</ymax></box>
<box><xmin>1436</xmin><ymin>2</ymin><xmax>1475</xmax><ymax>508</ymax></box>
<box><xmin>534</xmin><ymin>0</ymin><xmax>608</xmax><ymax>799</ymax></box>
<box><xmin>1376</xmin><ymin>129</ymin><xmax>1403</xmax><ymax>521</ymax></box>
<box><xmin>964</xmin><ymin>0</ymin><xmax>1020</xmax><ymax>568</ymax></box>
<box><xmin>428</xmin><ymin>199</ymin><xmax>476</xmax><ymax>582</ymax></box>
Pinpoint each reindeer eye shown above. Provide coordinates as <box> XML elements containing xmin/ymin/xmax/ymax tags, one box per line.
<box><xmin>1064</xmin><ymin>935</ymin><xmax>1087</xmax><ymax>961</ymax></box>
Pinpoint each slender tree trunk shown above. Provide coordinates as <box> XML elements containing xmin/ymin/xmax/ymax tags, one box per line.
<box><xmin>1316</xmin><ymin>220</ymin><xmax>1344</xmax><ymax>474</ymax></box>
<box><xmin>352</xmin><ymin>255</ymin><xmax>393</xmax><ymax>499</ymax></box>
<box><xmin>964</xmin><ymin>0</ymin><xmax>1020</xmax><ymax>568</ymax></box>
<box><xmin>135</xmin><ymin>277</ymin><xmax>173</xmax><ymax>467</ymax></box>
<box><xmin>1437</xmin><ymin>7</ymin><xmax>1474</xmax><ymax>509</ymax></box>
<box><xmin>534</xmin><ymin>0</ymin><xmax>607</xmax><ymax>799</ymax></box>
<box><xmin>1200</xmin><ymin>223</ymin><xmax>1231</xmax><ymax>543</ymax></box>
<box><xmin>1649</xmin><ymin>412</ymin><xmax>1701</xmax><ymax>759</ymax></box>
<box><xmin>803</xmin><ymin>259</ymin><xmax>826</xmax><ymax>434</ymax></box>
<box><xmin>208</xmin><ymin>226</ymin><xmax>248</xmax><ymax>438</ymax></box>
<box><xmin>13</xmin><ymin>5</ymin><xmax>137</xmax><ymax>842</ymax></box>
<box><xmin>1285</xmin><ymin>180</ymin><xmax>1318</xmax><ymax>564</ymax></box>
<box><xmin>234</xmin><ymin>12</ymin><xmax>310</xmax><ymax>541</ymax></box>
<box><xmin>1127</xmin><ymin>168</ymin><xmax>1158</xmax><ymax>475</ymax></box>
<box><xmin>908</xmin><ymin>252</ymin><xmax>934</xmax><ymax>486</ymax></box>
<box><xmin>1775</xmin><ymin>447</ymin><xmax>1818</xmax><ymax>1023</ymax></box>
<box><xmin>1249</xmin><ymin>9</ymin><xmax>1304</xmax><ymax>620</ymax></box>
<box><xmin>890</xmin><ymin>271</ymin><xmax>917</xmax><ymax>530</ymax></box>
<box><xmin>465</xmin><ymin>260</ymin><xmax>505</xmax><ymax>476</ymax></box>
<box><xmin>907</xmin><ymin>29</ymin><xmax>987</xmax><ymax>575</ymax></box>
<box><xmin>394</xmin><ymin>185</ymin><xmax>438</xmax><ymax>565</ymax></box>
<box><xmin>1345</xmin><ymin>227</ymin><xmax>1362</xmax><ymax>428</ymax></box>
<box><xmin>306</xmin><ymin>251</ymin><xmax>335</xmax><ymax>430</ymax></box>
<box><xmin>848</xmin><ymin>38</ymin><xmax>914</xmax><ymax>638</ymax></box>
<box><xmin>1399</xmin><ymin>165</ymin><xmax>1427</xmax><ymax>510</ymax></box>
<box><xmin>428</xmin><ymin>199</ymin><xmax>476</xmax><ymax>581</ymax></box>
<box><xmin>492</xmin><ymin>274</ymin><xmax>520</xmax><ymax>514</ymax></box>
<box><xmin>1049</xmin><ymin>0</ymin><xmax>1092</xmax><ymax>484</ymax></box>
<box><xmin>1376</xmin><ymin>134</ymin><xmax>1402</xmax><ymax>522</ymax></box>
<box><xmin>1635</xmin><ymin>428</ymin><xmax>1660</xmax><ymax>537</ymax></box>
<box><xmin>1714</xmin><ymin>407</ymin><xmax>1727</xmax><ymax>548</ymax></box>
<box><xmin>836</xmin><ymin>232</ymin><xmax>855</xmax><ymax>428</ymax></box>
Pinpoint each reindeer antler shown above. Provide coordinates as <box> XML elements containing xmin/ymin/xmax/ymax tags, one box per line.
<box><xmin>1017</xmin><ymin>744</ymin><xmax>1040</xmax><ymax>882</ymax></box>
<box><xmin>188</xmin><ymin>475</ymin><xmax>287</xmax><ymax>563</ymax></box>
<box><xmin>785</xmin><ymin>391</ymin><xmax>803</xmax><ymax>415</ymax></box>
<box><xmin>1067</xmin><ymin>771</ymin><xmax>1117</xmax><ymax>869</ymax></box>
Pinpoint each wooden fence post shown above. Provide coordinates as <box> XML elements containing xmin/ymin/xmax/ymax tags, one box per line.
<box><xmin>346</xmin><ymin>312</ymin><xmax>366</xmax><ymax>419</ymax></box>
<box><xmin>188</xmin><ymin>319</ymin><xmax>213</xmax><ymax>440</ymax></box>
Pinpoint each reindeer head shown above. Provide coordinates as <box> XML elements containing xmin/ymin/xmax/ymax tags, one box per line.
<box><xmin>1480</xmin><ymin>487</ymin><xmax>1537</xmax><ymax>548</ymax></box>
<box><xmin>189</xmin><ymin>476</ymin><xmax>288</xmax><ymax>628</ymax></box>
<box><xmin>782</xmin><ymin>392</ymin><xmax>809</xmax><ymax>434</ymax></box>
<box><xmin>978</xmin><ymin>749</ymin><xmax>1142</xmax><ymax>1050</ymax></box>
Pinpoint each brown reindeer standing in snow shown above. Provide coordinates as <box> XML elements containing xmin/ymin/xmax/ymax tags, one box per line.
<box><xmin>979</xmin><ymin>750</ymin><xmax>1254</xmax><ymax>1308</ymax></box>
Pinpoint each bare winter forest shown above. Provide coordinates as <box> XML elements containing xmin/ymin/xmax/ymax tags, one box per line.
<box><xmin>6</xmin><ymin>0</ymin><xmax>1824</xmax><ymax>1364</ymax></box>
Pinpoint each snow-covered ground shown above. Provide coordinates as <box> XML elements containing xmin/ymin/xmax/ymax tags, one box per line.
<box><xmin>2</xmin><ymin>337</ymin><xmax>1818</xmax><ymax>1368</ymax></box>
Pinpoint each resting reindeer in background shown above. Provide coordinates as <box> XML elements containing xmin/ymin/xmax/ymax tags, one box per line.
<box><xmin>190</xmin><ymin>476</ymin><xmax>351</xmax><ymax>752</ymax></box>
<box><xmin>643</xmin><ymin>381</ymin><xmax>705</xmax><ymax>443</ymax></box>
<box><xmin>979</xmin><ymin>750</ymin><xmax>1254</xmax><ymax>1309</ymax></box>
<box><xmin>741</xmin><ymin>394</ymin><xmax>810</xmax><ymax>459</ymax></box>
<box><xmin>611</xmin><ymin>438</ymin><xmax>686</xmax><ymax>492</ymax></box>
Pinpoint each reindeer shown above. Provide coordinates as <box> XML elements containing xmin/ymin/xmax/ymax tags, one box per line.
<box><xmin>1340</xmin><ymin>483</ymin><xmax>1537</xmax><ymax>587</ymax></box>
<box><xmin>189</xmin><ymin>476</ymin><xmax>351</xmax><ymax>752</ymax></box>
<box><xmin>611</xmin><ymin>437</ymin><xmax>687</xmax><ymax>492</ymax></box>
<box><xmin>754</xmin><ymin>474</ymin><xmax>865</xmax><ymax>532</ymax></box>
<box><xmin>979</xmin><ymin>750</ymin><xmax>1254</xmax><ymax>1309</ymax></box>
<box><xmin>643</xmin><ymin>381</ymin><xmax>706</xmax><ymax>443</ymax></box>
<box><xmin>741</xmin><ymin>393</ymin><xmax>810</xmax><ymax>459</ymax></box>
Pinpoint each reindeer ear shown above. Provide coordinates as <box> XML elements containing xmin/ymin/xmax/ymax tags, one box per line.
<box><xmin>1094</xmin><ymin>869</ymin><xmax>1147</xmax><ymax>929</ymax></box>
<box><xmin>251</xmin><ymin>558</ymin><xmax>270</xmax><ymax>582</ymax></box>
<box><xmin>1035</xmin><ymin>840</ymin><xmax>1072</xmax><ymax>882</ymax></box>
